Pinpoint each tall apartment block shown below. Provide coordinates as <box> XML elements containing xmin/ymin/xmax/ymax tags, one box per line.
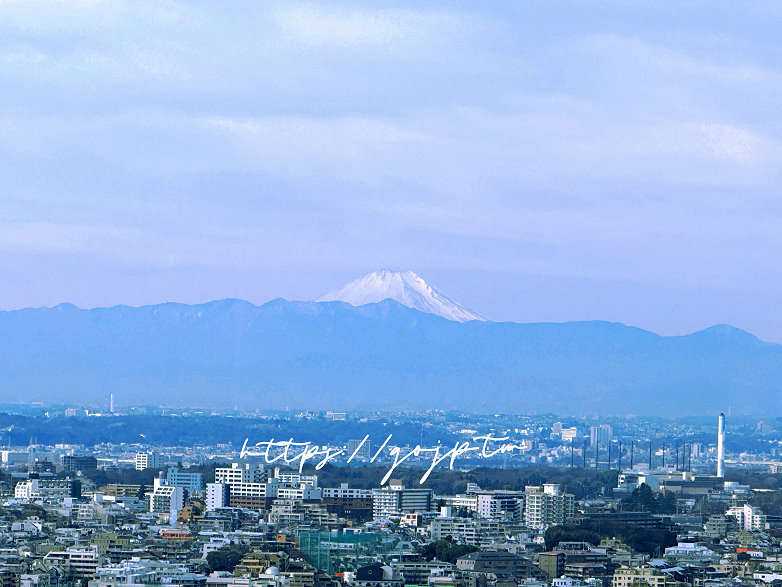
<box><xmin>524</xmin><ymin>484</ymin><xmax>575</xmax><ymax>530</ymax></box>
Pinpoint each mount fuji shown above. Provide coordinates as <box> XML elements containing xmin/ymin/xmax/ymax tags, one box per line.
<box><xmin>316</xmin><ymin>270</ymin><xmax>485</xmax><ymax>322</ymax></box>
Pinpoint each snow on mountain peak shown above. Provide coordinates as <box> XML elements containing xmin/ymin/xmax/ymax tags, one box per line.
<box><xmin>316</xmin><ymin>270</ymin><xmax>486</xmax><ymax>322</ymax></box>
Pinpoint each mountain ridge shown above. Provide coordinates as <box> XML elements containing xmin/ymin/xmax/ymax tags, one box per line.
<box><xmin>1</xmin><ymin>296</ymin><xmax>771</xmax><ymax>341</ymax></box>
<box><xmin>6</xmin><ymin>297</ymin><xmax>764</xmax><ymax>347</ymax></box>
<box><xmin>0</xmin><ymin>297</ymin><xmax>779</xmax><ymax>415</ymax></box>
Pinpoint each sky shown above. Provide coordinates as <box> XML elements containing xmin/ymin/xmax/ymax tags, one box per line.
<box><xmin>1</xmin><ymin>1</ymin><xmax>782</xmax><ymax>340</ymax></box>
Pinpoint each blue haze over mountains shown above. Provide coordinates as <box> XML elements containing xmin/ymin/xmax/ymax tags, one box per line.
<box><xmin>1</xmin><ymin>297</ymin><xmax>779</xmax><ymax>415</ymax></box>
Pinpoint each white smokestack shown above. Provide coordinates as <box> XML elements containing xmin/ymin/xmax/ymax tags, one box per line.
<box><xmin>717</xmin><ymin>414</ymin><xmax>725</xmax><ymax>477</ymax></box>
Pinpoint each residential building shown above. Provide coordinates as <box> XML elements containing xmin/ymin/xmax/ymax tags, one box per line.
<box><xmin>475</xmin><ymin>491</ymin><xmax>524</xmax><ymax>521</ymax></box>
<box><xmin>663</xmin><ymin>543</ymin><xmax>720</xmax><ymax>565</ymax></box>
<box><xmin>43</xmin><ymin>546</ymin><xmax>101</xmax><ymax>580</ymax></box>
<box><xmin>206</xmin><ymin>483</ymin><xmax>230</xmax><ymax>511</ymax></box>
<box><xmin>135</xmin><ymin>451</ymin><xmax>162</xmax><ymax>471</ymax></box>
<box><xmin>524</xmin><ymin>484</ymin><xmax>575</xmax><ymax>530</ymax></box>
<box><xmin>372</xmin><ymin>482</ymin><xmax>432</xmax><ymax>520</ymax></box>
<box><xmin>726</xmin><ymin>503</ymin><xmax>767</xmax><ymax>532</ymax></box>
<box><xmin>149</xmin><ymin>483</ymin><xmax>185</xmax><ymax>520</ymax></box>
<box><xmin>456</xmin><ymin>551</ymin><xmax>547</xmax><ymax>583</ymax></box>
<box><xmin>612</xmin><ymin>567</ymin><xmax>686</xmax><ymax>587</ymax></box>
<box><xmin>322</xmin><ymin>483</ymin><xmax>372</xmax><ymax>499</ymax></box>
<box><xmin>14</xmin><ymin>479</ymin><xmax>39</xmax><ymax>500</ymax></box>
<box><xmin>352</xmin><ymin>563</ymin><xmax>403</xmax><ymax>587</ymax></box>
<box><xmin>91</xmin><ymin>557</ymin><xmax>206</xmax><ymax>587</ymax></box>
<box><xmin>430</xmin><ymin>518</ymin><xmax>504</xmax><ymax>545</ymax></box>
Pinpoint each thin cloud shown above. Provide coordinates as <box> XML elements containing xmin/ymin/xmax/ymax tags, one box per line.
<box><xmin>0</xmin><ymin>1</ymin><xmax>781</xmax><ymax>339</ymax></box>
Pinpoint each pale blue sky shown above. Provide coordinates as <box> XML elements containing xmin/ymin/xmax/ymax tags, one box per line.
<box><xmin>2</xmin><ymin>2</ymin><xmax>782</xmax><ymax>339</ymax></box>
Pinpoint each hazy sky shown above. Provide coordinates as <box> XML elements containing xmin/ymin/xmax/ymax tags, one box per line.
<box><xmin>2</xmin><ymin>2</ymin><xmax>782</xmax><ymax>339</ymax></box>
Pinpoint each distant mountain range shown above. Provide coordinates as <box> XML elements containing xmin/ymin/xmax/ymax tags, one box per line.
<box><xmin>0</xmin><ymin>273</ymin><xmax>780</xmax><ymax>415</ymax></box>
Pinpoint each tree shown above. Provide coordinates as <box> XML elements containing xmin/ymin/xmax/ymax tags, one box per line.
<box><xmin>545</xmin><ymin>520</ymin><xmax>676</xmax><ymax>557</ymax></box>
<box><xmin>206</xmin><ymin>544</ymin><xmax>250</xmax><ymax>572</ymax></box>
<box><xmin>624</xmin><ymin>484</ymin><xmax>657</xmax><ymax>512</ymax></box>
<box><xmin>656</xmin><ymin>492</ymin><xmax>677</xmax><ymax>515</ymax></box>
<box><xmin>544</xmin><ymin>526</ymin><xmax>602</xmax><ymax>550</ymax></box>
<box><xmin>421</xmin><ymin>539</ymin><xmax>479</xmax><ymax>563</ymax></box>
<box><xmin>455</xmin><ymin>507</ymin><xmax>471</xmax><ymax>518</ymax></box>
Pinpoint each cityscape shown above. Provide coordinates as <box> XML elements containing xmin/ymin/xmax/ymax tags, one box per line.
<box><xmin>1</xmin><ymin>406</ymin><xmax>782</xmax><ymax>587</ymax></box>
<box><xmin>2</xmin><ymin>3</ymin><xmax>782</xmax><ymax>587</ymax></box>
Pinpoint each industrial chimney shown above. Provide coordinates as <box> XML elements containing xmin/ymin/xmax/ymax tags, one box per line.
<box><xmin>717</xmin><ymin>413</ymin><xmax>726</xmax><ymax>478</ymax></box>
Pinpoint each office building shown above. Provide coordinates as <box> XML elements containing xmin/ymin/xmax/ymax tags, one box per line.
<box><xmin>166</xmin><ymin>467</ymin><xmax>204</xmax><ymax>494</ymax></box>
<box><xmin>61</xmin><ymin>455</ymin><xmax>98</xmax><ymax>473</ymax></box>
<box><xmin>347</xmin><ymin>438</ymin><xmax>372</xmax><ymax>460</ymax></box>
<box><xmin>590</xmin><ymin>425</ymin><xmax>612</xmax><ymax>448</ymax></box>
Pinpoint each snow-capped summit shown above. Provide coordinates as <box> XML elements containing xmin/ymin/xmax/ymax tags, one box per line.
<box><xmin>316</xmin><ymin>270</ymin><xmax>486</xmax><ymax>322</ymax></box>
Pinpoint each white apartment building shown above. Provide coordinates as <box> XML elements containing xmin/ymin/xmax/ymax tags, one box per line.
<box><xmin>215</xmin><ymin>463</ymin><xmax>252</xmax><ymax>485</ymax></box>
<box><xmin>268</xmin><ymin>499</ymin><xmax>305</xmax><ymax>525</ymax></box>
<box><xmin>663</xmin><ymin>542</ymin><xmax>719</xmax><ymax>564</ymax></box>
<box><xmin>475</xmin><ymin>491</ymin><xmax>524</xmax><ymax>521</ymax></box>
<box><xmin>134</xmin><ymin>451</ymin><xmax>162</xmax><ymax>471</ymax></box>
<box><xmin>441</xmin><ymin>494</ymin><xmax>478</xmax><ymax>512</ymax></box>
<box><xmin>43</xmin><ymin>546</ymin><xmax>101</xmax><ymax>579</ymax></box>
<box><xmin>373</xmin><ymin>487</ymin><xmax>403</xmax><ymax>520</ymax></box>
<box><xmin>430</xmin><ymin>518</ymin><xmax>504</xmax><ymax>546</ymax></box>
<box><xmin>322</xmin><ymin>483</ymin><xmax>372</xmax><ymax>499</ymax></box>
<box><xmin>726</xmin><ymin>503</ymin><xmax>768</xmax><ymax>532</ymax></box>
<box><xmin>227</xmin><ymin>482</ymin><xmax>268</xmax><ymax>498</ymax></box>
<box><xmin>149</xmin><ymin>484</ymin><xmax>184</xmax><ymax>519</ymax></box>
<box><xmin>14</xmin><ymin>479</ymin><xmax>39</xmax><ymax>500</ymax></box>
<box><xmin>166</xmin><ymin>468</ymin><xmax>204</xmax><ymax>494</ymax></box>
<box><xmin>524</xmin><ymin>484</ymin><xmax>575</xmax><ymax>530</ymax></box>
<box><xmin>612</xmin><ymin>567</ymin><xmax>678</xmax><ymax>587</ymax></box>
<box><xmin>372</xmin><ymin>482</ymin><xmax>433</xmax><ymax>520</ymax></box>
<box><xmin>215</xmin><ymin>463</ymin><xmax>266</xmax><ymax>485</ymax></box>
<box><xmin>213</xmin><ymin>463</ymin><xmax>324</xmax><ymax>504</ymax></box>
<box><xmin>277</xmin><ymin>484</ymin><xmax>322</xmax><ymax>501</ymax></box>
<box><xmin>271</xmin><ymin>468</ymin><xmax>317</xmax><ymax>487</ymax></box>
<box><xmin>206</xmin><ymin>483</ymin><xmax>230</xmax><ymax>511</ymax></box>
<box><xmin>92</xmin><ymin>557</ymin><xmax>205</xmax><ymax>587</ymax></box>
